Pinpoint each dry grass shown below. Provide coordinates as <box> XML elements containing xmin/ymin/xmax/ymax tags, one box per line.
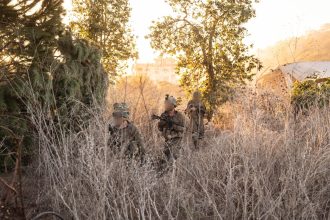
<box><xmin>26</xmin><ymin>91</ymin><xmax>330</xmax><ymax>220</ymax></box>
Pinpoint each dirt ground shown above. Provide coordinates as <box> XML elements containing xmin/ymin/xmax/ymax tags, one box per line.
<box><xmin>0</xmin><ymin>167</ymin><xmax>58</xmax><ymax>220</ymax></box>
<box><xmin>0</xmin><ymin>205</ymin><xmax>24</xmax><ymax>220</ymax></box>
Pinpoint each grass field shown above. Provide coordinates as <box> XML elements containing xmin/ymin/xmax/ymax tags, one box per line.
<box><xmin>24</xmin><ymin>91</ymin><xmax>330</xmax><ymax>219</ymax></box>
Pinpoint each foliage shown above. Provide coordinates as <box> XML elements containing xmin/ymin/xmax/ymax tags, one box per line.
<box><xmin>71</xmin><ymin>0</ymin><xmax>137</xmax><ymax>78</ymax></box>
<box><xmin>0</xmin><ymin>1</ymin><xmax>108</xmax><ymax>171</ymax></box>
<box><xmin>291</xmin><ymin>79</ymin><xmax>330</xmax><ymax>112</ymax></box>
<box><xmin>54</xmin><ymin>32</ymin><xmax>109</xmax><ymax>127</ymax></box>
<box><xmin>292</xmin><ymin>80</ymin><xmax>319</xmax><ymax>110</ymax></box>
<box><xmin>0</xmin><ymin>0</ymin><xmax>65</xmax><ymax>170</ymax></box>
<box><xmin>148</xmin><ymin>0</ymin><xmax>261</xmax><ymax>119</ymax></box>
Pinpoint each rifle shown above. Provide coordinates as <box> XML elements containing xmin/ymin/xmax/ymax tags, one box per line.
<box><xmin>109</xmin><ymin>124</ymin><xmax>115</xmax><ymax>135</ymax></box>
<box><xmin>151</xmin><ymin>114</ymin><xmax>184</xmax><ymax>128</ymax></box>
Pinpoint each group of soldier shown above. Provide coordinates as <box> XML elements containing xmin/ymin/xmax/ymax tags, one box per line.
<box><xmin>108</xmin><ymin>91</ymin><xmax>206</xmax><ymax>164</ymax></box>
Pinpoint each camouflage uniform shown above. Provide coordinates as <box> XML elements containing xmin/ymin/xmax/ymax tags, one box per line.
<box><xmin>108</xmin><ymin>103</ymin><xmax>144</xmax><ymax>159</ymax></box>
<box><xmin>109</xmin><ymin>122</ymin><xmax>144</xmax><ymax>159</ymax></box>
<box><xmin>158</xmin><ymin>110</ymin><xmax>185</xmax><ymax>161</ymax></box>
<box><xmin>185</xmin><ymin>93</ymin><xmax>206</xmax><ymax>148</ymax></box>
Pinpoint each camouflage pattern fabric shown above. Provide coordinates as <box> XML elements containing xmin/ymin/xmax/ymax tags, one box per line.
<box><xmin>163</xmin><ymin>137</ymin><xmax>182</xmax><ymax>161</ymax></box>
<box><xmin>113</xmin><ymin>102</ymin><xmax>129</xmax><ymax>118</ymax></box>
<box><xmin>185</xmin><ymin>100</ymin><xmax>206</xmax><ymax>143</ymax></box>
<box><xmin>157</xmin><ymin>111</ymin><xmax>185</xmax><ymax>160</ymax></box>
<box><xmin>109</xmin><ymin>121</ymin><xmax>145</xmax><ymax>159</ymax></box>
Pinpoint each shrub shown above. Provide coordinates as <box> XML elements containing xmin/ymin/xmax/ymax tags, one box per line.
<box><xmin>291</xmin><ymin>78</ymin><xmax>330</xmax><ymax>113</ymax></box>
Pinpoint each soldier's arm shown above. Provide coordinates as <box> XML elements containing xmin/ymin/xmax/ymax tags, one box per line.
<box><xmin>200</xmin><ymin>103</ymin><xmax>206</xmax><ymax>115</ymax></box>
<box><xmin>109</xmin><ymin>123</ymin><xmax>114</xmax><ymax>134</ymax></box>
<box><xmin>157</xmin><ymin>113</ymin><xmax>167</xmax><ymax>131</ymax></box>
<box><xmin>131</xmin><ymin>125</ymin><xmax>145</xmax><ymax>155</ymax></box>
<box><xmin>172</xmin><ymin>113</ymin><xmax>185</xmax><ymax>132</ymax></box>
<box><xmin>157</xmin><ymin>121</ymin><xmax>166</xmax><ymax>131</ymax></box>
<box><xmin>184</xmin><ymin>101</ymin><xmax>192</xmax><ymax>114</ymax></box>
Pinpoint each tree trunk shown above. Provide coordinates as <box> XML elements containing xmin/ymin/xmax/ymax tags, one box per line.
<box><xmin>206</xmin><ymin>61</ymin><xmax>216</xmax><ymax>121</ymax></box>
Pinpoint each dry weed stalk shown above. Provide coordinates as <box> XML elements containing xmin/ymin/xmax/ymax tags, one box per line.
<box><xmin>27</xmin><ymin>92</ymin><xmax>330</xmax><ymax>220</ymax></box>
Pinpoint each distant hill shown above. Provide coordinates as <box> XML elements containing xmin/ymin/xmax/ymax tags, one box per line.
<box><xmin>258</xmin><ymin>23</ymin><xmax>330</xmax><ymax>70</ymax></box>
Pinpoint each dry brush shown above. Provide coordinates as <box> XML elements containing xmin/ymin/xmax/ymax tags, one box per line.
<box><xmin>27</xmin><ymin>92</ymin><xmax>330</xmax><ymax>220</ymax></box>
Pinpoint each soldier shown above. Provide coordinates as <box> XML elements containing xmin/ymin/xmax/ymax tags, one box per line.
<box><xmin>108</xmin><ymin>103</ymin><xmax>145</xmax><ymax>160</ymax></box>
<box><xmin>185</xmin><ymin>90</ymin><xmax>206</xmax><ymax>149</ymax></box>
<box><xmin>156</xmin><ymin>95</ymin><xmax>185</xmax><ymax>161</ymax></box>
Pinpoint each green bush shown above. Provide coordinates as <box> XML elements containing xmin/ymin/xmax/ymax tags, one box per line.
<box><xmin>0</xmin><ymin>1</ymin><xmax>108</xmax><ymax>172</ymax></box>
<box><xmin>291</xmin><ymin>78</ymin><xmax>330</xmax><ymax>112</ymax></box>
<box><xmin>0</xmin><ymin>33</ymin><xmax>108</xmax><ymax>172</ymax></box>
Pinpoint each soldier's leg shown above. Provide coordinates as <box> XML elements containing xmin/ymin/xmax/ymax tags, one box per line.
<box><xmin>191</xmin><ymin>119</ymin><xmax>199</xmax><ymax>149</ymax></box>
<box><xmin>192</xmin><ymin>132</ymin><xmax>199</xmax><ymax>149</ymax></box>
<box><xmin>158</xmin><ymin>141</ymin><xmax>174</xmax><ymax>174</ymax></box>
<box><xmin>198</xmin><ymin>118</ymin><xmax>205</xmax><ymax>139</ymax></box>
<box><xmin>164</xmin><ymin>138</ymin><xmax>182</xmax><ymax>161</ymax></box>
<box><xmin>163</xmin><ymin>141</ymin><xmax>172</xmax><ymax>161</ymax></box>
<box><xmin>170</xmin><ymin>138</ymin><xmax>182</xmax><ymax>160</ymax></box>
<box><xmin>199</xmin><ymin>126</ymin><xmax>205</xmax><ymax>141</ymax></box>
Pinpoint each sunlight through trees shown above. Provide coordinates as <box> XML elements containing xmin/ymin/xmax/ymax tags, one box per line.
<box><xmin>148</xmin><ymin>0</ymin><xmax>261</xmax><ymax>119</ymax></box>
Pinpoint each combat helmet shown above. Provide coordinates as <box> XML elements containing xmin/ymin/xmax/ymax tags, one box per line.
<box><xmin>193</xmin><ymin>90</ymin><xmax>202</xmax><ymax>99</ymax></box>
<box><xmin>112</xmin><ymin>102</ymin><xmax>129</xmax><ymax>118</ymax></box>
<box><xmin>165</xmin><ymin>94</ymin><xmax>177</xmax><ymax>107</ymax></box>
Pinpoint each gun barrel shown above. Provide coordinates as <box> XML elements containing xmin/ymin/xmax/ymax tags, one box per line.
<box><xmin>151</xmin><ymin>114</ymin><xmax>184</xmax><ymax>127</ymax></box>
<box><xmin>151</xmin><ymin>114</ymin><xmax>162</xmax><ymax>120</ymax></box>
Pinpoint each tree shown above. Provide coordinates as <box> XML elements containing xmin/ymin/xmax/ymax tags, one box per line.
<box><xmin>148</xmin><ymin>0</ymin><xmax>261</xmax><ymax>119</ymax></box>
<box><xmin>0</xmin><ymin>0</ymin><xmax>108</xmax><ymax>170</ymax></box>
<box><xmin>0</xmin><ymin>0</ymin><xmax>65</xmax><ymax>170</ymax></box>
<box><xmin>71</xmin><ymin>0</ymin><xmax>137</xmax><ymax>78</ymax></box>
<box><xmin>54</xmin><ymin>32</ymin><xmax>109</xmax><ymax>127</ymax></box>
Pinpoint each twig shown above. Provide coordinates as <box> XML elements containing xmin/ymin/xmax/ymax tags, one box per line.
<box><xmin>0</xmin><ymin>177</ymin><xmax>17</xmax><ymax>195</ymax></box>
<box><xmin>31</xmin><ymin>211</ymin><xmax>64</xmax><ymax>220</ymax></box>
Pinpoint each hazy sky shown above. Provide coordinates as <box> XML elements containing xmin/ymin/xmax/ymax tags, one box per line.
<box><xmin>64</xmin><ymin>0</ymin><xmax>330</xmax><ymax>62</ymax></box>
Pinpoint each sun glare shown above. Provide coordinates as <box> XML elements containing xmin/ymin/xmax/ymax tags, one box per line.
<box><xmin>62</xmin><ymin>0</ymin><xmax>330</xmax><ymax>62</ymax></box>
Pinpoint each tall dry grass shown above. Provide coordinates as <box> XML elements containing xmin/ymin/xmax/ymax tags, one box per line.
<box><xmin>27</xmin><ymin>91</ymin><xmax>330</xmax><ymax>220</ymax></box>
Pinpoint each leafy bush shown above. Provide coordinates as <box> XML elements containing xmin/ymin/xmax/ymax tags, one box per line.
<box><xmin>0</xmin><ymin>0</ymin><xmax>108</xmax><ymax>171</ymax></box>
<box><xmin>0</xmin><ymin>0</ymin><xmax>64</xmax><ymax>171</ymax></box>
<box><xmin>0</xmin><ymin>34</ymin><xmax>108</xmax><ymax>171</ymax></box>
<box><xmin>291</xmin><ymin>78</ymin><xmax>330</xmax><ymax>112</ymax></box>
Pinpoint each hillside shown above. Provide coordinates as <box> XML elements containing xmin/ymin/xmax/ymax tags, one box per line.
<box><xmin>258</xmin><ymin>23</ymin><xmax>330</xmax><ymax>70</ymax></box>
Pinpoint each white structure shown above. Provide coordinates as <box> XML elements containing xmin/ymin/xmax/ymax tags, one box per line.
<box><xmin>256</xmin><ymin>61</ymin><xmax>330</xmax><ymax>97</ymax></box>
<box><xmin>280</xmin><ymin>61</ymin><xmax>330</xmax><ymax>84</ymax></box>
